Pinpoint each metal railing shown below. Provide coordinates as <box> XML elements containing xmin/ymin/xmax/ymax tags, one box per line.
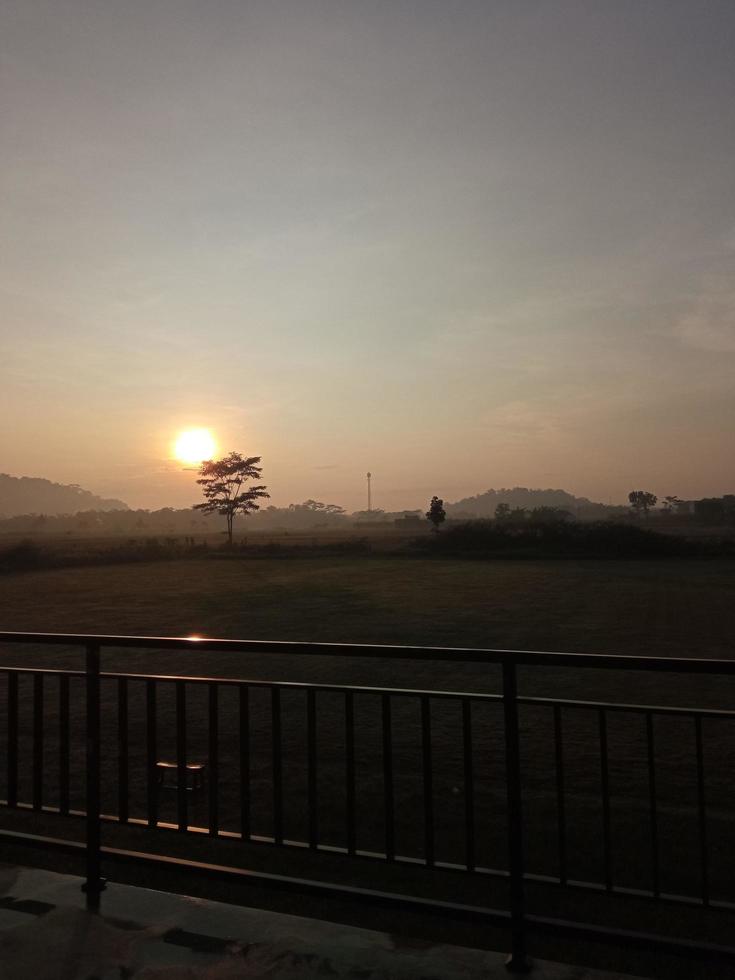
<box><xmin>1</xmin><ymin>631</ymin><xmax>735</xmax><ymax>971</ymax></box>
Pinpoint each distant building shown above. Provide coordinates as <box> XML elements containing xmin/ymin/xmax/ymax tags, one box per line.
<box><xmin>693</xmin><ymin>495</ymin><xmax>735</xmax><ymax>523</ymax></box>
<box><xmin>394</xmin><ymin>515</ymin><xmax>424</xmax><ymax>528</ymax></box>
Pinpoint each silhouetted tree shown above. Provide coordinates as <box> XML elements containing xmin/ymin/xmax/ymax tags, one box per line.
<box><xmin>628</xmin><ymin>490</ymin><xmax>657</xmax><ymax>518</ymax></box>
<box><xmin>495</xmin><ymin>502</ymin><xmax>511</xmax><ymax>522</ymax></box>
<box><xmin>529</xmin><ymin>506</ymin><xmax>571</xmax><ymax>523</ymax></box>
<box><xmin>662</xmin><ymin>495</ymin><xmax>680</xmax><ymax>514</ymax></box>
<box><xmin>194</xmin><ymin>453</ymin><xmax>269</xmax><ymax>545</ymax></box>
<box><xmin>289</xmin><ymin>500</ymin><xmax>346</xmax><ymax>517</ymax></box>
<box><xmin>694</xmin><ymin>496</ymin><xmax>735</xmax><ymax>525</ymax></box>
<box><xmin>426</xmin><ymin>496</ymin><xmax>446</xmax><ymax>532</ymax></box>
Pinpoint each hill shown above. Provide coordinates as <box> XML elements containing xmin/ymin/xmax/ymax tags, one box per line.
<box><xmin>0</xmin><ymin>473</ymin><xmax>128</xmax><ymax>517</ymax></box>
<box><xmin>445</xmin><ymin>486</ymin><xmax>621</xmax><ymax>518</ymax></box>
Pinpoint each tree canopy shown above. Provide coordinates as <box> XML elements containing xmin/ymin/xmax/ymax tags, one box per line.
<box><xmin>628</xmin><ymin>490</ymin><xmax>658</xmax><ymax>518</ymax></box>
<box><xmin>426</xmin><ymin>495</ymin><xmax>447</xmax><ymax>531</ymax></box>
<box><xmin>193</xmin><ymin>452</ymin><xmax>269</xmax><ymax>545</ymax></box>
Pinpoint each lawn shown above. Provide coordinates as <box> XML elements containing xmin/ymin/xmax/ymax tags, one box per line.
<box><xmin>1</xmin><ymin>556</ymin><xmax>733</xmax><ymax>705</ymax></box>
<box><xmin>0</xmin><ymin>555</ymin><xmax>733</xmax><ymax>656</ymax></box>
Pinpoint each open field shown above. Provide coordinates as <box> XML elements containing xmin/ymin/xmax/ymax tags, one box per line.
<box><xmin>2</xmin><ymin>516</ymin><xmax>733</xmax><ymax>566</ymax></box>
<box><xmin>0</xmin><ymin>556</ymin><xmax>734</xmax><ymax>962</ymax></box>
<box><xmin>1</xmin><ymin>556</ymin><xmax>734</xmax><ymax>656</ymax></box>
<box><xmin>0</xmin><ymin>523</ymin><xmax>429</xmax><ymax>554</ymax></box>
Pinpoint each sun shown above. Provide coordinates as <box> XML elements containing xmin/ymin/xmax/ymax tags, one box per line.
<box><xmin>173</xmin><ymin>428</ymin><xmax>217</xmax><ymax>465</ymax></box>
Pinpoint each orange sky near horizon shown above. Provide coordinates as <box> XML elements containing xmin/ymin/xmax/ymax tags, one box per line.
<box><xmin>2</xmin><ymin>2</ymin><xmax>734</xmax><ymax>512</ymax></box>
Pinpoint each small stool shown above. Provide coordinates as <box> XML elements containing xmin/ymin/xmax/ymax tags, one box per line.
<box><xmin>155</xmin><ymin>760</ymin><xmax>207</xmax><ymax>792</ymax></box>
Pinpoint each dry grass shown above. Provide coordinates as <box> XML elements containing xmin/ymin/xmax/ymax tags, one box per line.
<box><xmin>1</xmin><ymin>556</ymin><xmax>734</xmax><ymax>656</ymax></box>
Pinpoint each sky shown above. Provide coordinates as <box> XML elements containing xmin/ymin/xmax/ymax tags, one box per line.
<box><xmin>2</xmin><ymin>0</ymin><xmax>734</xmax><ymax>511</ymax></box>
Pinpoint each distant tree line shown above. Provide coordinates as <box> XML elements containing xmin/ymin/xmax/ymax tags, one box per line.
<box><xmin>493</xmin><ymin>503</ymin><xmax>572</xmax><ymax>524</ymax></box>
<box><xmin>444</xmin><ymin>486</ymin><xmax>625</xmax><ymax>520</ymax></box>
<box><xmin>2</xmin><ymin>469</ymin><xmax>734</xmax><ymax>537</ymax></box>
<box><xmin>415</xmin><ymin>520</ymin><xmax>735</xmax><ymax>560</ymax></box>
<box><xmin>0</xmin><ymin>502</ymin><xmax>420</xmax><ymax>536</ymax></box>
<box><xmin>626</xmin><ymin>491</ymin><xmax>735</xmax><ymax>526</ymax></box>
<box><xmin>693</xmin><ymin>495</ymin><xmax>735</xmax><ymax>525</ymax></box>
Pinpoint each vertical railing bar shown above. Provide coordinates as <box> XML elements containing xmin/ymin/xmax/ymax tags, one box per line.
<box><xmin>7</xmin><ymin>672</ymin><xmax>18</xmax><ymax>808</ymax></box>
<box><xmin>117</xmin><ymin>677</ymin><xmax>129</xmax><ymax>824</ymax></box>
<box><xmin>59</xmin><ymin>674</ymin><xmax>70</xmax><ymax>816</ymax></box>
<box><xmin>307</xmin><ymin>688</ymin><xmax>318</xmax><ymax>849</ymax></box>
<box><xmin>146</xmin><ymin>680</ymin><xmax>158</xmax><ymax>829</ymax></box>
<box><xmin>208</xmin><ymin>683</ymin><xmax>219</xmax><ymax>838</ymax></box>
<box><xmin>32</xmin><ymin>673</ymin><xmax>44</xmax><ymax>811</ymax></box>
<box><xmin>83</xmin><ymin>643</ymin><xmax>104</xmax><ymax>911</ymax></box>
<box><xmin>554</xmin><ymin>705</ymin><xmax>567</xmax><ymax>886</ymax></box>
<box><xmin>239</xmin><ymin>685</ymin><xmax>250</xmax><ymax>840</ymax></box>
<box><xmin>462</xmin><ymin>698</ymin><xmax>475</xmax><ymax>872</ymax></box>
<box><xmin>12</xmin><ymin>638</ymin><xmax>731</xmax><ymax>947</ymax></box>
<box><xmin>345</xmin><ymin>690</ymin><xmax>356</xmax><ymax>857</ymax></box>
<box><xmin>695</xmin><ymin>715</ymin><xmax>709</xmax><ymax>906</ymax></box>
<box><xmin>599</xmin><ymin>708</ymin><xmax>613</xmax><ymax>892</ymax></box>
<box><xmin>646</xmin><ymin>712</ymin><xmax>659</xmax><ymax>898</ymax></box>
<box><xmin>382</xmin><ymin>693</ymin><xmax>395</xmax><ymax>862</ymax></box>
<box><xmin>272</xmin><ymin>686</ymin><xmax>283</xmax><ymax>845</ymax></box>
<box><xmin>502</xmin><ymin>660</ymin><xmax>530</xmax><ymax>973</ymax></box>
<box><xmin>176</xmin><ymin>680</ymin><xmax>188</xmax><ymax>832</ymax></box>
<box><xmin>421</xmin><ymin>695</ymin><xmax>434</xmax><ymax>867</ymax></box>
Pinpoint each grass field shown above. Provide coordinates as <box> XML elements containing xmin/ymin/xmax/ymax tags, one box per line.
<box><xmin>1</xmin><ymin>555</ymin><xmax>734</xmax><ymax>654</ymax></box>
<box><xmin>1</xmin><ymin>555</ymin><xmax>733</xmax><ymax>703</ymax></box>
<box><xmin>0</xmin><ymin>556</ymin><xmax>734</xmax><ymax>961</ymax></box>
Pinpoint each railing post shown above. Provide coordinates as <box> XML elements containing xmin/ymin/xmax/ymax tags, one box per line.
<box><xmin>82</xmin><ymin>643</ymin><xmax>105</xmax><ymax>911</ymax></box>
<box><xmin>503</xmin><ymin>659</ymin><xmax>531</xmax><ymax>973</ymax></box>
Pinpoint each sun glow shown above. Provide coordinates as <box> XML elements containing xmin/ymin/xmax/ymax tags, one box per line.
<box><xmin>173</xmin><ymin>428</ymin><xmax>217</xmax><ymax>465</ymax></box>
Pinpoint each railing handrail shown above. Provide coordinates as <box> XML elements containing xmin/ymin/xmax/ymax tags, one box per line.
<box><xmin>2</xmin><ymin>628</ymin><xmax>735</xmax><ymax>969</ymax></box>
<box><xmin>0</xmin><ymin>630</ymin><xmax>733</xmax><ymax>673</ymax></box>
<box><xmin>6</xmin><ymin>662</ymin><xmax>735</xmax><ymax>718</ymax></box>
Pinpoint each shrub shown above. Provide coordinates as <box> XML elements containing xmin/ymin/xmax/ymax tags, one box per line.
<box><xmin>412</xmin><ymin>520</ymin><xmax>732</xmax><ymax>559</ymax></box>
<box><xmin>0</xmin><ymin>539</ymin><xmax>45</xmax><ymax>572</ymax></box>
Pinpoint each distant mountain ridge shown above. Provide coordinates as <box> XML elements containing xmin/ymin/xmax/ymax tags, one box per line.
<box><xmin>0</xmin><ymin>473</ymin><xmax>128</xmax><ymax>517</ymax></box>
<box><xmin>445</xmin><ymin>487</ymin><xmax>598</xmax><ymax>516</ymax></box>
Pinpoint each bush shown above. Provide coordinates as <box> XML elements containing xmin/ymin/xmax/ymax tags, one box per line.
<box><xmin>0</xmin><ymin>539</ymin><xmax>45</xmax><ymax>572</ymax></box>
<box><xmin>412</xmin><ymin>520</ymin><xmax>734</xmax><ymax>559</ymax></box>
<box><xmin>215</xmin><ymin>537</ymin><xmax>372</xmax><ymax>559</ymax></box>
<box><xmin>0</xmin><ymin>535</ymin><xmax>199</xmax><ymax>574</ymax></box>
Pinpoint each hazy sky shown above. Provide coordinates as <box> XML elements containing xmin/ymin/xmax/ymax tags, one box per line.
<box><xmin>2</xmin><ymin>1</ymin><xmax>734</xmax><ymax>511</ymax></box>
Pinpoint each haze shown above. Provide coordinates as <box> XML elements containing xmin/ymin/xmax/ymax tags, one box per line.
<box><xmin>2</xmin><ymin>1</ymin><xmax>734</xmax><ymax>512</ymax></box>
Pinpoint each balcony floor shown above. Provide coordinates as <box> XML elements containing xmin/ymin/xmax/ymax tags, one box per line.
<box><xmin>0</xmin><ymin>863</ymin><xmax>644</xmax><ymax>979</ymax></box>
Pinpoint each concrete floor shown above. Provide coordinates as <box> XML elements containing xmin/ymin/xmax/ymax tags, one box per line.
<box><xmin>0</xmin><ymin>864</ymin><xmax>644</xmax><ymax>980</ymax></box>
